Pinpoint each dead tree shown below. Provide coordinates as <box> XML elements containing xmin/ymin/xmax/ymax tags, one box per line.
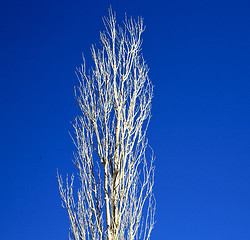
<box><xmin>58</xmin><ymin>9</ymin><xmax>155</xmax><ymax>240</ymax></box>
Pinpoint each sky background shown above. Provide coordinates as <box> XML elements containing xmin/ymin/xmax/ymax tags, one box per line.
<box><xmin>0</xmin><ymin>0</ymin><xmax>250</xmax><ymax>239</ymax></box>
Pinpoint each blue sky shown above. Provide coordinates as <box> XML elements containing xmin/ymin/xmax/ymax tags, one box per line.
<box><xmin>0</xmin><ymin>0</ymin><xmax>250</xmax><ymax>239</ymax></box>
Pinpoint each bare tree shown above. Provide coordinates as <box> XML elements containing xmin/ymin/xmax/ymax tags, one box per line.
<box><xmin>58</xmin><ymin>8</ymin><xmax>155</xmax><ymax>240</ymax></box>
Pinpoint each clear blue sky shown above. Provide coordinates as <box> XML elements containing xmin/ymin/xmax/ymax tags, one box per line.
<box><xmin>0</xmin><ymin>0</ymin><xmax>249</xmax><ymax>239</ymax></box>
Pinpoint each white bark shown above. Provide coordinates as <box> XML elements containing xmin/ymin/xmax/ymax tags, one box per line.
<box><xmin>58</xmin><ymin>8</ymin><xmax>155</xmax><ymax>240</ymax></box>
